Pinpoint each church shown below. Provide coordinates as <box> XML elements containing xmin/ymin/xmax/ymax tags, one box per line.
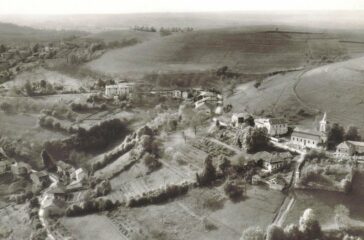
<box><xmin>290</xmin><ymin>113</ymin><xmax>329</xmax><ymax>149</ymax></box>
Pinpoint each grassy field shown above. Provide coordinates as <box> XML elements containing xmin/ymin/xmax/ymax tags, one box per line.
<box><xmin>295</xmin><ymin>56</ymin><xmax>364</xmax><ymax>134</ymax></box>
<box><xmin>106</xmin><ymin>185</ymin><xmax>284</xmax><ymax>240</ymax></box>
<box><xmin>285</xmin><ymin>172</ymin><xmax>364</xmax><ymax>229</ymax></box>
<box><xmin>62</xmin><ymin>214</ymin><xmax>126</xmax><ymax>240</ymax></box>
<box><xmin>0</xmin><ymin>203</ymin><xmax>32</xmax><ymax>239</ymax></box>
<box><xmin>226</xmin><ymin>54</ymin><xmax>364</xmax><ymax>135</ymax></box>
<box><xmin>86</xmin><ymin>28</ymin><xmax>348</xmax><ymax>77</ymax></box>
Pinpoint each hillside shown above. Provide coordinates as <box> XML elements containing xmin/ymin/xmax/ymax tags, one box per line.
<box><xmin>0</xmin><ymin>22</ymin><xmax>86</xmax><ymax>45</ymax></box>
<box><xmin>86</xmin><ymin>28</ymin><xmax>349</xmax><ymax>77</ymax></box>
<box><xmin>83</xmin><ymin>30</ymin><xmax>160</xmax><ymax>43</ymax></box>
<box><xmin>226</xmin><ymin>56</ymin><xmax>364</xmax><ymax>135</ymax></box>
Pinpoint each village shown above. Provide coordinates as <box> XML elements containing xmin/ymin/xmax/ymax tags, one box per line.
<box><xmin>0</xmin><ymin>77</ymin><xmax>362</xmax><ymax>239</ymax></box>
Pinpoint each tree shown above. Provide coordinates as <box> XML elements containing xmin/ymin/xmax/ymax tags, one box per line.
<box><xmin>24</xmin><ymin>80</ymin><xmax>34</xmax><ymax>96</ymax></box>
<box><xmin>299</xmin><ymin>208</ymin><xmax>322</xmax><ymax>240</ymax></box>
<box><xmin>224</xmin><ymin>179</ymin><xmax>244</xmax><ymax>201</ymax></box>
<box><xmin>243</xmin><ymin>127</ymin><xmax>269</xmax><ymax>153</ymax></box>
<box><xmin>334</xmin><ymin>204</ymin><xmax>350</xmax><ymax>231</ymax></box>
<box><xmin>345</xmin><ymin>126</ymin><xmax>361</xmax><ymax>141</ymax></box>
<box><xmin>266</xmin><ymin>225</ymin><xmax>286</xmax><ymax>240</ymax></box>
<box><xmin>197</xmin><ymin>155</ymin><xmax>216</xmax><ymax>186</ymax></box>
<box><xmin>284</xmin><ymin>224</ymin><xmax>302</xmax><ymax>240</ymax></box>
<box><xmin>327</xmin><ymin>123</ymin><xmax>345</xmax><ymax>150</ymax></box>
<box><xmin>0</xmin><ymin>44</ymin><xmax>6</xmax><ymax>53</ymax></box>
<box><xmin>240</xmin><ymin>227</ymin><xmax>264</xmax><ymax>240</ymax></box>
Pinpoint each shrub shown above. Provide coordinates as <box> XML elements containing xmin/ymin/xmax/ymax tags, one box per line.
<box><xmin>224</xmin><ymin>179</ymin><xmax>244</xmax><ymax>200</ymax></box>
<box><xmin>142</xmin><ymin>153</ymin><xmax>161</xmax><ymax>172</ymax></box>
<box><xmin>240</xmin><ymin>227</ymin><xmax>264</xmax><ymax>240</ymax></box>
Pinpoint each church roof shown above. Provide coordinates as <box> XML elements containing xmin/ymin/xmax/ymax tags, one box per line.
<box><xmin>292</xmin><ymin>129</ymin><xmax>322</xmax><ymax>141</ymax></box>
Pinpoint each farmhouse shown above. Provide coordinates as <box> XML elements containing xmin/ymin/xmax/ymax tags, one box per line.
<box><xmin>105</xmin><ymin>82</ymin><xmax>135</xmax><ymax>97</ymax></box>
<box><xmin>253</xmin><ymin>151</ymin><xmax>290</xmax><ymax>172</ymax></box>
<box><xmin>336</xmin><ymin>141</ymin><xmax>364</xmax><ymax>156</ymax></box>
<box><xmin>254</xmin><ymin>118</ymin><xmax>288</xmax><ymax>136</ymax></box>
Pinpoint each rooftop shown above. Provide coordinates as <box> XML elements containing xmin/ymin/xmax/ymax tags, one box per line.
<box><xmin>292</xmin><ymin>129</ymin><xmax>322</xmax><ymax>141</ymax></box>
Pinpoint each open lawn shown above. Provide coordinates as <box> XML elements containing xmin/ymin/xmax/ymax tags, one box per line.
<box><xmin>62</xmin><ymin>214</ymin><xmax>126</xmax><ymax>240</ymax></box>
<box><xmin>285</xmin><ymin>172</ymin><xmax>364</xmax><ymax>229</ymax></box>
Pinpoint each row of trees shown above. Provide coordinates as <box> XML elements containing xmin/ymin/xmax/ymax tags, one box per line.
<box><xmin>132</xmin><ymin>25</ymin><xmax>194</xmax><ymax>34</ymax></box>
<box><xmin>327</xmin><ymin>124</ymin><xmax>361</xmax><ymax>150</ymax></box>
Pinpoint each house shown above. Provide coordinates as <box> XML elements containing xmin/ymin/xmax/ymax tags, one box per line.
<box><xmin>336</xmin><ymin>141</ymin><xmax>364</xmax><ymax>156</ymax></box>
<box><xmin>254</xmin><ymin>118</ymin><xmax>288</xmax><ymax>136</ymax></box>
<box><xmin>105</xmin><ymin>82</ymin><xmax>135</xmax><ymax>97</ymax></box>
<box><xmin>56</xmin><ymin>161</ymin><xmax>75</xmax><ymax>177</ymax></box>
<box><xmin>47</xmin><ymin>185</ymin><xmax>68</xmax><ymax>201</ymax></box>
<box><xmin>231</xmin><ymin>112</ymin><xmax>251</xmax><ymax>128</ymax></box>
<box><xmin>30</xmin><ymin>171</ymin><xmax>50</xmax><ymax>187</ymax></box>
<box><xmin>195</xmin><ymin>101</ymin><xmax>214</xmax><ymax>115</ymax></box>
<box><xmin>291</xmin><ymin>130</ymin><xmax>324</xmax><ymax>149</ymax></box>
<box><xmin>70</xmin><ymin>168</ymin><xmax>88</xmax><ymax>182</ymax></box>
<box><xmin>253</xmin><ymin>151</ymin><xmax>291</xmax><ymax>172</ymax></box>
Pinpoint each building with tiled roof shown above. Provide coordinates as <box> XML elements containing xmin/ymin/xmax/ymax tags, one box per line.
<box><xmin>254</xmin><ymin>118</ymin><xmax>288</xmax><ymax>136</ymax></box>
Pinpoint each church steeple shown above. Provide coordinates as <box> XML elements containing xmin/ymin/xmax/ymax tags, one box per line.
<box><xmin>319</xmin><ymin>112</ymin><xmax>327</xmax><ymax>133</ymax></box>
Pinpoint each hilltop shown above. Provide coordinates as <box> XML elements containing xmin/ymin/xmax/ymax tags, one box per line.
<box><xmin>0</xmin><ymin>22</ymin><xmax>86</xmax><ymax>45</ymax></box>
<box><xmin>86</xmin><ymin>27</ymin><xmax>348</xmax><ymax>77</ymax></box>
<box><xmin>226</xmin><ymin>56</ymin><xmax>364</xmax><ymax>135</ymax></box>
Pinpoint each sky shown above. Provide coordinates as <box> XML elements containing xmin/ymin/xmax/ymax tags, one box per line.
<box><xmin>0</xmin><ymin>0</ymin><xmax>364</xmax><ymax>14</ymax></box>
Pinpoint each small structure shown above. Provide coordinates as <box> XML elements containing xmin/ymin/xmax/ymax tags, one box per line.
<box><xmin>195</xmin><ymin>101</ymin><xmax>214</xmax><ymax>115</ymax></box>
<box><xmin>105</xmin><ymin>82</ymin><xmax>135</xmax><ymax>97</ymax></box>
<box><xmin>70</xmin><ymin>168</ymin><xmax>88</xmax><ymax>182</ymax></box>
<box><xmin>47</xmin><ymin>185</ymin><xmax>68</xmax><ymax>201</ymax></box>
<box><xmin>30</xmin><ymin>171</ymin><xmax>50</xmax><ymax>187</ymax></box>
<box><xmin>254</xmin><ymin>151</ymin><xmax>290</xmax><ymax>172</ymax></box>
<box><xmin>56</xmin><ymin>161</ymin><xmax>75</xmax><ymax>177</ymax></box>
<box><xmin>336</xmin><ymin>141</ymin><xmax>364</xmax><ymax>157</ymax></box>
<box><xmin>231</xmin><ymin>112</ymin><xmax>250</xmax><ymax>128</ymax></box>
<box><xmin>254</xmin><ymin>118</ymin><xmax>288</xmax><ymax>136</ymax></box>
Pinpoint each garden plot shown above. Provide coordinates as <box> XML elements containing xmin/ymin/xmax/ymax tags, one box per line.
<box><xmin>109</xmin><ymin>160</ymin><xmax>197</xmax><ymax>203</ymax></box>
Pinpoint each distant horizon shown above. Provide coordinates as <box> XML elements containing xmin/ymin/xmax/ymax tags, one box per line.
<box><xmin>1</xmin><ymin>0</ymin><xmax>364</xmax><ymax>15</ymax></box>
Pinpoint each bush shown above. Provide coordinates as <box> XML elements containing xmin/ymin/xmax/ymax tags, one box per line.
<box><xmin>224</xmin><ymin>179</ymin><xmax>244</xmax><ymax>200</ymax></box>
<box><xmin>196</xmin><ymin>155</ymin><xmax>216</xmax><ymax>186</ymax></box>
<box><xmin>66</xmin><ymin>198</ymin><xmax>119</xmax><ymax>216</ymax></box>
<box><xmin>142</xmin><ymin>153</ymin><xmax>161</xmax><ymax>172</ymax></box>
<box><xmin>127</xmin><ymin>183</ymin><xmax>190</xmax><ymax>207</ymax></box>
<box><xmin>0</xmin><ymin>102</ymin><xmax>12</xmax><ymax>113</ymax></box>
<box><xmin>240</xmin><ymin>227</ymin><xmax>264</xmax><ymax>240</ymax></box>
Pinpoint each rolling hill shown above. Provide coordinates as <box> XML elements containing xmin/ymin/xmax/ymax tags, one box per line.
<box><xmin>86</xmin><ymin>27</ymin><xmax>349</xmax><ymax>77</ymax></box>
<box><xmin>226</xmin><ymin>56</ymin><xmax>364</xmax><ymax>135</ymax></box>
<box><xmin>0</xmin><ymin>22</ymin><xmax>86</xmax><ymax>45</ymax></box>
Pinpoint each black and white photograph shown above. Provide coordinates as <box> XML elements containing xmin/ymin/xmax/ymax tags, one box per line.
<box><xmin>0</xmin><ymin>0</ymin><xmax>364</xmax><ymax>239</ymax></box>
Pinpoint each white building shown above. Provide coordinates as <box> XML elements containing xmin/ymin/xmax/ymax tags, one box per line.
<box><xmin>290</xmin><ymin>113</ymin><xmax>328</xmax><ymax>149</ymax></box>
<box><xmin>254</xmin><ymin>118</ymin><xmax>288</xmax><ymax>136</ymax></box>
<box><xmin>336</xmin><ymin>141</ymin><xmax>364</xmax><ymax>157</ymax></box>
<box><xmin>105</xmin><ymin>83</ymin><xmax>135</xmax><ymax>97</ymax></box>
